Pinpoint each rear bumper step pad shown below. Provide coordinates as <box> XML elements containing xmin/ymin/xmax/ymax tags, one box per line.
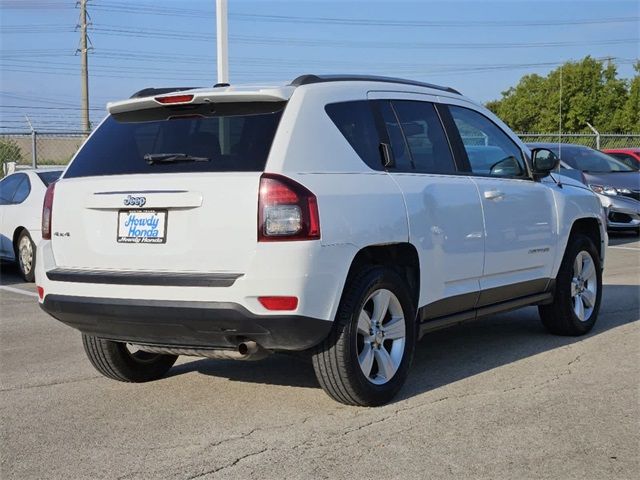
<box><xmin>45</xmin><ymin>269</ymin><xmax>243</xmax><ymax>287</ymax></box>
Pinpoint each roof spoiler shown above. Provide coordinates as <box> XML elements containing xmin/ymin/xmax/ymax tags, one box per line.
<box><xmin>108</xmin><ymin>86</ymin><xmax>295</xmax><ymax>115</ymax></box>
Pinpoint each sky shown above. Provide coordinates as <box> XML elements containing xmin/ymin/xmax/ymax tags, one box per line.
<box><xmin>1</xmin><ymin>0</ymin><xmax>638</xmax><ymax>132</ymax></box>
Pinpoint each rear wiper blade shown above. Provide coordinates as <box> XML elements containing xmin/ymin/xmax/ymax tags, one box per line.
<box><xmin>144</xmin><ymin>153</ymin><xmax>210</xmax><ymax>165</ymax></box>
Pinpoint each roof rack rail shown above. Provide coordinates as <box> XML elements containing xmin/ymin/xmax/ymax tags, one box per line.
<box><xmin>289</xmin><ymin>74</ymin><xmax>461</xmax><ymax>95</ymax></box>
<box><xmin>129</xmin><ymin>87</ymin><xmax>198</xmax><ymax>99</ymax></box>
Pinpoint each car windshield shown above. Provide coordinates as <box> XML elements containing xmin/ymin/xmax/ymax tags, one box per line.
<box><xmin>37</xmin><ymin>170</ymin><xmax>62</xmax><ymax>186</ymax></box>
<box><xmin>551</xmin><ymin>146</ymin><xmax>634</xmax><ymax>173</ymax></box>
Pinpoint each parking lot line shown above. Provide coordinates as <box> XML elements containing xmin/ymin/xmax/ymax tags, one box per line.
<box><xmin>0</xmin><ymin>285</ymin><xmax>38</xmax><ymax>298</ymax></box>
<box><xmin>609</xmin><ymin>246</ymin><xmax>640</xmax><ymax>251</ymax></box>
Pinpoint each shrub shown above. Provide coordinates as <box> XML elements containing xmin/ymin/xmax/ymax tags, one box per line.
<box><xmin>0</xmin><ymin>138</ymin><xmax>23</xmax><ymax>164</ymax></box>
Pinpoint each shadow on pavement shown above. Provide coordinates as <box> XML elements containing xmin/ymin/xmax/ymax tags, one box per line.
<box><xmin>0</xmin><ymin>261</ymin><xmax>26</xmax><ymax>286</ymax></box>
<box><xmin>169</xmin><ymin>284</ymin><xmax>639</xmax><ymax>398</ymax></box>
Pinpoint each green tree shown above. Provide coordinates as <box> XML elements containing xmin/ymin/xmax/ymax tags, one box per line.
<box><xmin>486</xmin><ymin>56</ymin><xmax>637</xmax><ymax>133</ymax></box>
<box><xmin>620</xmin><ymin>61</ymin><xmax>640</xmax><ymax>132</ymax></box>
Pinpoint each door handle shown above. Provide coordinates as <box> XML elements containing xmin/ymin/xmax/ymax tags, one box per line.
<box><xmin>484</xmin><ymin>190</ymin><xmax>505</xmax><ymax>200</ymax></box>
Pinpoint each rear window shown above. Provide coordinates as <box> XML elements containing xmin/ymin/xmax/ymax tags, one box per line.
<box><xmin>64</xmin><ymin>102</ymin><xmax>286</xmax><ymax>178</ymax></box>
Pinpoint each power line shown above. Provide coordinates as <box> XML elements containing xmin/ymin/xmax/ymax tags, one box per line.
<box><xmin>0</xmin><ymin>105</ymin><xmax>104</xmax><ymax>111</ymax></box>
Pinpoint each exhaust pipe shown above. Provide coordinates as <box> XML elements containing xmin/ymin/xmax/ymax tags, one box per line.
<box><xmin>237</xmin><ymin>341</ymin><xmax>269</xmax><ymax>361</ymax></box>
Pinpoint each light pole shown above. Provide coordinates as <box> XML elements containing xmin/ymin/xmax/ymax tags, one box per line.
<box><xmin>216</xmin><ymin>0</ymin><xmax>229</xmax><ymax>84</ymax></box>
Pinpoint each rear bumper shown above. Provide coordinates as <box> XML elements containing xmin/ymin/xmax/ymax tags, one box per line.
<box><xmin>40</xmin><ymin>294</ymin><xmax>332</xmax><ymax>351</ymax></box>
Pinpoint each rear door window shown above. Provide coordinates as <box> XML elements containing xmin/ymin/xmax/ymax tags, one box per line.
<box><xmin>64</xmin><ymin>102</ymin><xmax>286</xmax><ymax>178</ymax></box>
<box><xmin>390</xmin><ymin>101</ymin><xmax>456</xmax><ymax>174</ymax></box>
<box><xmin>377</xmin><ymin>101</ymin><xmax>414</xmax><ymax>172</ymax></box>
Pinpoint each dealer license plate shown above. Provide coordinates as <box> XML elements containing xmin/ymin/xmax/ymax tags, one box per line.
<box><xmin>117</xmin><ymin>210</ymin><xmax>167</xmax><ymax>244</ymax></box>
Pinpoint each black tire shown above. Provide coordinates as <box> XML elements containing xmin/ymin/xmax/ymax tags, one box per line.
<box><xmin>82</xmin><ymin>334</ymin><xmax>178</xmax><ymax>382</ymax></box>
<box><xmin>16</xmin><ymin>230</ymin><xmax>35</xmax><ymax>282</ymax></box>
<box><xmin>539</xmin><ymin>234</ymin><xmax>602</xmax><ymax>336</ymax></box>
<box><xmin>311</xmin><ymin>266</ymin><xmax>417</xmax><ymax>406</ymax></box>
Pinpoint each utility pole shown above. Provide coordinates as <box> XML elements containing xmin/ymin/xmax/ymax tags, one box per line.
<box><xmin>216</xmin><ymin>0</ymin><xmax>229</xmax><ymax>84</ymax></box>
<box><xmin>79</xmin><ymin>0</ymin><xmax>90</xmax><ymax>135</ymax></box>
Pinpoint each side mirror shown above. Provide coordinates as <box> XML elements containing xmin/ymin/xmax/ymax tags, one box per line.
<box><xmin>531</xmin><ymin>148</ymin><xmax>559</xmax><ymax>177</ymax></box>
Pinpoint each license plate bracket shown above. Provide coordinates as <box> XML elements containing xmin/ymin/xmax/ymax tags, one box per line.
<box><xmin>117</xmin><ymin>209</ymin><xmax>167</xmax><ymax>244</ymax></box>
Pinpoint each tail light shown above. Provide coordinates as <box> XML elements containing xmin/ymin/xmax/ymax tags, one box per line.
<box><xmin>42</xmin><ymin>183</ymin><xmax>55</xmax><ymax>240</ymax></box>
<box><xmin>258</xmin><ymin>174</ymin><xmax>320</xmax><ymax>241</ymax></box>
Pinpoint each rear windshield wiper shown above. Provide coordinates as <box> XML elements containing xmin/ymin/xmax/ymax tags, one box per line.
<box><xmin>144</xmin><ymin>153</ymin><xmax>210</xmax><ymax>165</ymax></box>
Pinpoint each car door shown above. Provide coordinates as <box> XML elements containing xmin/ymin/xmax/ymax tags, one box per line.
<box><xmin>0</xmin><ymin>173</ymin><xmax>28</xmax><ymax>259</ymax></box>
<box><xmin>369</xmin><ymin>93</ymin><xmax>485</xmax><ymax>318</ymax></box>
<box><xmin>443</xmin><ymin>102</ymin><xmax>558</xmax><ymax>304</ymax></box>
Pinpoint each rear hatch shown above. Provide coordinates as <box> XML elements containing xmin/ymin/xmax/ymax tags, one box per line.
<box><xmin>51</xmin><ymin>92</ymin><xmax>288</xmax><ymax>274</ymax></box>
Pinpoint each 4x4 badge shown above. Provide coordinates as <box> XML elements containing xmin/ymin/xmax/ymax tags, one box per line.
<box><xmin>123</xmin><ymin>195</ymin><xmax>146</xmax><ymax>207</ymax></box>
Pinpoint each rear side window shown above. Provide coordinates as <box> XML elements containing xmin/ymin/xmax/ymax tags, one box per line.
<box><xmin>64</xmin><ymin>102</ymin><xmax>286</xmax><ymax>178</ymax></box>
<box><xmin>325</xmin><ymin>101</ymin><xmax>382</xmax><ymax>170</ymax></box>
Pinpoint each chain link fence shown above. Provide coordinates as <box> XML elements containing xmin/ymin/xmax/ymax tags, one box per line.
<box><xmin>0</xmin><ymin>131</ymin><xmax>86</xmax><ymax>176</ymax></box>
<box><xmin>1</xmin><ymin>130</ymin><xmax>639</xmax><ymax>177</ymax></box>
<box><xmin>517</xmin><ymin>133</ymin><xmax>640</xmax><ymax>150</ymax></box>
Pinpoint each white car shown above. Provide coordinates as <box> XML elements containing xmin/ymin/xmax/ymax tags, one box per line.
<box><xmin>0</xmin><ymin>168</ymin><xmax>62</xmax><ymax>281</ymax></box>
<box><xmin>36</xmin><ymin>75</ymin><xmax>606</xmax><ymax>406</ymax></box>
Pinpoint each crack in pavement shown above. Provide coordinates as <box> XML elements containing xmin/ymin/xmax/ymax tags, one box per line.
<box><xmin>0</xmin><ymin>375</ymin><xmax>102</xmax><ymax>392</ymax></box>
<box><xmin>184</xmin><ymin>448</ymin><xmax>269</xmax><ymax>479</ymax></box>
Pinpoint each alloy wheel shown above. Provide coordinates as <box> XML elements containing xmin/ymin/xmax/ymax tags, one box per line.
<box><xmin>571</xmin><ymin>250</ymin><xmax>598</xmax><ymax>322</ymax></box>
<box><xmin>356</xmin><ymin>289</ymin><xmax>406</xmax><ymax>385</ymax></box>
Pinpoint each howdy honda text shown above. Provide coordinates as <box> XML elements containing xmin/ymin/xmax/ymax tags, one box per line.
<box><xmin>117</xmin><ymin>210</ymin><xmax>167</xmax><ymax>244</ymax></box>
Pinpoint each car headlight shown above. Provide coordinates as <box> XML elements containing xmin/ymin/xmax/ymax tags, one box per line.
<box><xmin>589</xmin><ymin>184</ymin><xmax>624</xmax><ymax>196</ymax></box>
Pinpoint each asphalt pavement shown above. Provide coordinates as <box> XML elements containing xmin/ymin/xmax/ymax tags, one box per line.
<box><xmin>1</xmin><ymin>234</ymin><xmax>638</xmax><ymax>479</ymax></box>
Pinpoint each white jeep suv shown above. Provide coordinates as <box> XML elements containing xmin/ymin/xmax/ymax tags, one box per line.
<box><xmin>36</xmin><ymin>75</ymin><xmax>606</xmax><ymax>406</ymax></box>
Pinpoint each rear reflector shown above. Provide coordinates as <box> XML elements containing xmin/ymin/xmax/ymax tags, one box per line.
<box><xmin>37</xmin><ymin>286</ymin><xmax>44</xmax><ymax>300</ymax></box>
<box><xmin>258</xmin><ymin>296</ymin><xmax>298</xmax><ymax>311</ymax></box>
<box><xmin>154</xmin><ymin>94</ymin><xmax>194</xmax><ymax>104</ymax></box>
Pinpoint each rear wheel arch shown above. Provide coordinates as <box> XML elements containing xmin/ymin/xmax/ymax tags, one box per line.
<box><xmin>345</xmin><ymin>243</ymin><xmax>420</xmax><ymax>310</ymax></box>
